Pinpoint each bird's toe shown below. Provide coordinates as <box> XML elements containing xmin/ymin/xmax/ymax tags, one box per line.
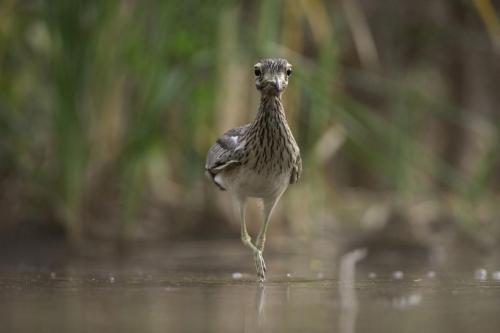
<box><xmin>254</xmin><ymin>251</ymin><xmax>266</xmax><ymax>281</ymax></box>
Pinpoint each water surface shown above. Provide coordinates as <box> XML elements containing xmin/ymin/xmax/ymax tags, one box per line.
<box><xmin>1</xmin><ymin>240</ymin><xmax>499</xmax><ymax>332</ymax></box>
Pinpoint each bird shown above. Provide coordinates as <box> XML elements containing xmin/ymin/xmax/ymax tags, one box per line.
<box><xmin>205</xmin><ymin>58</ymin><xmax>302</xmax><ymax>281</ymax></box>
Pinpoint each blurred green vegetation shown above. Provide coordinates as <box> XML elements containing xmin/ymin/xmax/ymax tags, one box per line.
<box><xmin>0</xmin><ymin>0</ymin><xmax>499</xmax><ymax>245</ymax></box>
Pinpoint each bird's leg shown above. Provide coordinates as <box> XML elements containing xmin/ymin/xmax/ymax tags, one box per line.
<box><xmin>239</xmin><ymin>199</ymin><xmax>258</xmax><ymax>252</ymax></box>
<box><xmin>255</xmin><ymin>197</ymin><xmax>280</xmax><ymax>252</ymax></box>
<box><xmin>238</xmin><ymin>199</ymin><xmax>266</xmax><ymax>281</ymax></box>
<box><xmin>253</xmin><ymin>196</ymin><xmax>281</xmax><ymax>280</ymax></box>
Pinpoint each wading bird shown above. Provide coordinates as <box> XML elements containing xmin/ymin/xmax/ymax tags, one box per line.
<box><xmin>205</xmin><ymin>58</ymin><xmax>302</xmax><ymax>281</ymax></box>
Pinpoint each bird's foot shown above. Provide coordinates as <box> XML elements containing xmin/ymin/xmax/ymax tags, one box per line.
<box><xmin>254</xmin><ymin>250</ymin><xmax>267</xmax><ymax>281</ymax></box>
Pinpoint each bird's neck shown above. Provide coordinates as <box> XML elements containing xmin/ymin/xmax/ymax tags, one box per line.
<box><xmin>252</xmin><ymin>94</ymin><xmax>288</xmax><ymax>128</ymax></box>
<box><xmin>244</xmin><ymin>93</ymin><xmax>297</xmax><ymax>173</ymax></box>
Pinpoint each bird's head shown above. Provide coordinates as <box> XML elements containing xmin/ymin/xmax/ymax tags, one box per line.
<box><xmin>254</xmin><ymin>58</ymin><xmax>292</xmax><ymax>96</ymax></box>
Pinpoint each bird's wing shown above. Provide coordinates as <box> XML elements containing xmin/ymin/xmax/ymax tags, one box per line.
<box><xmin>205</xmin><ymin>124</ymin><xmax>250</xmax><ymax>174</ymax></box>
<box><xmin>290</xmin><ymin>154</ymin><xmax>302</xmax><ymax>184</ymax></box>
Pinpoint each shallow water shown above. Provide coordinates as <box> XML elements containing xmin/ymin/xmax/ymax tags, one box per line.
<box><xmin>1</xmin><ymin>240</ymin><xmax>500</xmax><ymax>333</ymax></box>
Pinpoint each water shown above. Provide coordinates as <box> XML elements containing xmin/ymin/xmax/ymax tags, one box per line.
<box><xmin>1</xmin><ymin>240</ymin><xmax>500</xmax><ymax>333</ymax></box>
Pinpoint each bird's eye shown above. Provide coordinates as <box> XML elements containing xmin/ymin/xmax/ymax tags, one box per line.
<box><xmin>286</xmin><ymin>68</ymin><xmax>292</xmax><ymax>76</ymax></box>
<box><xmin>254</xmin><ymin>68</ymin><xmax>261</xmax><ymax>76</ymax></box>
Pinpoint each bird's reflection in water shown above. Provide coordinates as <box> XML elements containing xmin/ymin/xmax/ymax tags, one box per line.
<box><xmin>255</xmin><ymin>283</ymin><xmax>266</xmax><ymax>329</ymax></box>
<box><xmin>339</xmin><ymin>248</ymin><xmax>367</xmax><ymax>333</ymax></box>
<box><xmin>248</xmin><ymin>249</ymin><xmax>366</xmax><ymax>332</ymax></box>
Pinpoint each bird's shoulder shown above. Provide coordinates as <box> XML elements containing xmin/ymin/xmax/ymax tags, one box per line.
<box><xmin>216</xmin><ymin>124</ymin><xmax>251</xmax><ymax>150</ymax></box>
<box><xmin>205</xmin><ymin>124</ymin><xmax>251</xmax><ymax>173</ymax></box>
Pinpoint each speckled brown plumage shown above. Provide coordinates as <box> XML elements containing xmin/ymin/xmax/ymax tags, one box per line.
<box><xmin>205</xmin><ymin>58</ymin><xmax>302</xmax><ymax>281</ymax></box>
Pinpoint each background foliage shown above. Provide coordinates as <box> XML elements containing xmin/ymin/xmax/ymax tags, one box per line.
<box><xmin>1</xmin><ymin>0</ymin><xmax>499</xmax><ymax>247</ymax></box>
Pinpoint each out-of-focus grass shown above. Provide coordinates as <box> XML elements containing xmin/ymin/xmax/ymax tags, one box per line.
<box><xmin>0</xmin><ymin>0</ymin><xmax>499</xmax><ymax>245</ymax></box>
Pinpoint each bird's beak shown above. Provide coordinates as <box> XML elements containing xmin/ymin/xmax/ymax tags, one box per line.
<box><xmin>273</xmin><ymin>77</ymin><xmax>282</xmax><ymax>92</ymax></box>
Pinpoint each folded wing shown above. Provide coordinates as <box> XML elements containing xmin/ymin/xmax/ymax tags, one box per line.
<box><xmin>205</xmin><ymin>124</ymin><xmax>250</xmax><ymax>189</ymax></box>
